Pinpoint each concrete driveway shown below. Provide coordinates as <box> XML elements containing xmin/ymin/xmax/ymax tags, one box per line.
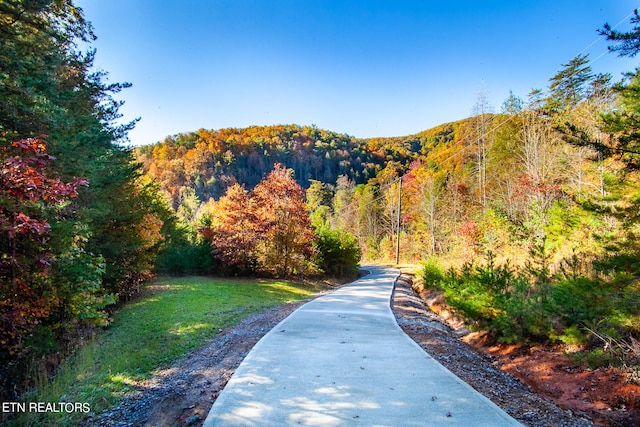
<box><xmin>203</xmin><ymin>265</ymin><xmax>522</xmax><ymax>426</ymax></box>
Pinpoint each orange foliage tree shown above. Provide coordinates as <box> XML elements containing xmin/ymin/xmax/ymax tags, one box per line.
<box><xmin>200</xmin><ymin>164</ymin><xmax>316</xmax><ymax>277</ymax></box>
<box><xmin>199</xmin><ymin>183</ymin><xmax>259</xmax><ymax>274</ymax></box>
<box><xmin>253</xmin><ymin>164</ymin><xmax>317</xmax><ymax>277</ymax></box>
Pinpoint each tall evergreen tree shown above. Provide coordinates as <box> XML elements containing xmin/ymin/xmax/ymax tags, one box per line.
<box><xmin>545</xmin><ymin>54</ymin><xmax>593</xmax><ymax>117</ymax></box>
<box><xmin>0</xmin><ymin>0</ymin><xmax>166</xmax><ymax>395</ymax></box>
<box><xmin>2</xmin><ymin>0</ymin><xmax>163</xmax><ymax>297</ymax></box>
<box><xmin>561</xmin><ymin>12</ymin><xmax>640</xmax><ymax>166</ymax></box>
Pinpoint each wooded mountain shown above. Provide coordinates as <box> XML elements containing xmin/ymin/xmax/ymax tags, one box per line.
<box><xmin>134</xmin><ymin>121</ymin><xmax>475</xmax><ymax>209</ymax></box>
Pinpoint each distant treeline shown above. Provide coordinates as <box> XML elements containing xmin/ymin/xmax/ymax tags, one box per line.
<box><xmin>137</xmin><ymin>125</ymin><xmax>403</xmax><ymax>205</ymax></box>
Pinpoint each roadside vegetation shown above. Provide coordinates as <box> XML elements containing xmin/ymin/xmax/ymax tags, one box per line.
<box><xmin>420</xmin><ymin>252</ymin><xmax>640</xmax><ymax>368</ymax></box>
<box><xmin>413</xmin><ymin>15</ymin><xmax>640</xmax><ymax>373</ymax></box>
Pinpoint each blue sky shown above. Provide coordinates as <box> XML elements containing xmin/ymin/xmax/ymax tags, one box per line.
<box><xmin>76</xmin><ymin>0</ymin><xmax>639</xmax><ymax>145</ymax></box>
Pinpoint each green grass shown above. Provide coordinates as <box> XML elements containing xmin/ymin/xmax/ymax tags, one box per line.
<box><xmin>16</xmin><ymin>276</ymin><xmax>324</xmax><ymax>426</ymax></box>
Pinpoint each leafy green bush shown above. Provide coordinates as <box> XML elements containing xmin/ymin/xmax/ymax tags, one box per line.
<box><xmin>154</xmin><ymin>226</ymin><xmax>217</xmax><ymax>275</ymax></box>
<box><xmin>313</xmin><ymin>227</ymin><xmax>361</xmax><ymax>277</ymax></box>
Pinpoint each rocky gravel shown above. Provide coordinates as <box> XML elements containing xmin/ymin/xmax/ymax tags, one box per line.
<box><xmin>86</xmin><ymin>273</ymin><xmax>596</xmax><ymax>426</ymax></box>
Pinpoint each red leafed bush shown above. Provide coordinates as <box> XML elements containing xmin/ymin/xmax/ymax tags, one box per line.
<box><xmin>0</xmin><ymin>138</ymin><xmax>88</xmax><ymax>379</ymax></box>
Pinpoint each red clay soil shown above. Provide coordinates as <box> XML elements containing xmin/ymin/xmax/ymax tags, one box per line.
<box><xmin>418</xmin><ymin>286</ymin><xmax>640</xmax><ymax>427</ymax></box>
<box><xmin>472</xmin><ymin>340</ymin><xmax>640</xmax><ymax>427</ymax></box>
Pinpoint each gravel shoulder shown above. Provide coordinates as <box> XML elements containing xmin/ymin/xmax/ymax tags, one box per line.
<box><xmin>88</xmin><ymin>273</ymin><xmax>597</xmax><ymax>427</ymax></box>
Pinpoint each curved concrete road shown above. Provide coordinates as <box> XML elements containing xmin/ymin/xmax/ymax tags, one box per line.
<box><xmin>203</xmin><ymin>266</ymin><xmax>521</xmax><ymax>426</ymax></box>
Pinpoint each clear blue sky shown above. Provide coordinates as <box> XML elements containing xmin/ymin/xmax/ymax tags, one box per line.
<box><xmin>76</xmin><ymin>0</ymin><xmax>638</xmax><ymax>145</ymax></box>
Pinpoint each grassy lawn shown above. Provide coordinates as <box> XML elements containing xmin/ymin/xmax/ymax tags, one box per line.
<box><xmin>18</xmin><ymin>276</ymin><xmax>325</xmax><ymax>426</ymax></box>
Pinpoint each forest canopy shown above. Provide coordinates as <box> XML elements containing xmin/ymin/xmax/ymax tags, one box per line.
<box><xmin>0</xmin><ymin>0</ymin><xmax>167</xmax><ymax>398</ymax></box>
<box><xmin>135</xmin><ymin>124</ymin><xmax>424</xmax><ymax>208</ymax></box>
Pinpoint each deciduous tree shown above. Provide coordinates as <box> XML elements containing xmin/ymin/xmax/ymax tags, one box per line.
<box><xmin>200</xmin><ymin>183</ymin><xmax>259</xmax><ymax>274</ymax></box>
<box><xmin>0</xmin><ymin>139</ymin><xmax>114</xmax><ymax>393</ymax></box>
<box><xmin>253</xmin><ymin>164</ymin><xmax>316</xmax><ymax>277</ymax></box>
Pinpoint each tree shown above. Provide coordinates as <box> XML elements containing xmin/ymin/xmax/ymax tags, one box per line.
<box><xmin>313</xmin><ymin>227</ymin><xmax>361</xmax><ymax>277</ymax></box>
<box><xmin>599</xmin><ymin>9</ymin><xmax>640</xmax><ymax>58</ymax></box>
<box><xmin>176</xmin><ymin>186</ymin><xmax>201</xmax><ymax>224</ymax></box>
<box><xmin>403</xmin><ymin>162</ymin><xmax>445</xmax><ymax>256</ymax></box>
<box><xmin>0</xmin><ymin>0</ymin><xmax>170</xmax><ymax>396</ymax></box>
<box><xmin>597</xmin><ymin>78</ymin><xmax>640</xmax><ymax>166</ymax></box>
<box><xmin>560</xmin><ymin>73</ymin><xmax>615</xmax><ymax>196</ymax></box>
<box><xmin>331</xmin><ymin>175</ymin><xmax>356</xmax><ymax>230</ymax></box>
<box><xmin>501</xmin><ymin>90</ymin><xmax>524</xmax><ymax>115</ymax></box>
<box><xmin>510</xmin><ymin>109</ymin><xmax>563</xmax><ymax>240</ymax></box>
<box><xmin>200</xmin><ymin>184</ymin><xmax>259</xmax><ymax>274</ymax></box>
<box><xmin>154</xmin><ymin>185</ymin><xmax>215</xmax><ymax>275</ymax></box>
<box><xmin>253</xmin><ymin>164</ymin><xmax>316</xmax><ymax>277</ymax></box>
<box><xmin>1</xmin><ymin>0</ymin><xmax>166</xmax><ymax>298</ymax></box>
<box><xmin>471</xmin><ymin>87</ymin><xmax>494</xmax><ymax>206</ymax></box>
<box><xmin>0</xmin><ymin>0</ymin><xmax>94</xmax><ymax>139</ymax></box>
<box><xmin>561</xmin><ymin>13</ymin><xmax>640</xmax><ymax>166</ymax></box>
<box><xmin>374</xmin><ymin>161</ymin><xmax>403</xmax><ymax>257</ymax></box>
<box><xmin>306</xmin><ymin>179</ymin><xmax>333</xmax><ymax>229</ymax></box>
<box><xmin>0</xmin><ymin>139</ymin><xmax>113</xmax><ymax>394</ymax></box>
<box><xmin>0</xmin><ymin>138</ymin><xmax>83</xmax><ymax>330</ymax></box>
<box><xmin>545</xmin><ymin>54</ymin><xmax>593</xmax><ymax>118</ymax></box>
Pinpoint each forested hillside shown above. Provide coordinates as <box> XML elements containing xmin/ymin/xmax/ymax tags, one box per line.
<box><xmin>135</xmin><ymin>125</ymin><xmax>422</xmax><ymax>209</ymax></box>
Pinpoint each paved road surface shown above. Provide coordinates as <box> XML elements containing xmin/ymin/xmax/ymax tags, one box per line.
<box><xmin>203</xmin><ymin>265</ymin><xmax>522</xmax><ymax>426</ymax></box>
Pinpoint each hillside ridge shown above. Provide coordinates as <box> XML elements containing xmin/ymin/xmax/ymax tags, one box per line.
<box><xmin>134</xmin><ymin>118</ymin><xmax>481</xmax><ymax>208</ymax></box>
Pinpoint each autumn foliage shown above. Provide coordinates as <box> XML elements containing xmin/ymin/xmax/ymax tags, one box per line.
<box><xmin>0</xmin><ymin>139</ymin><xmax>90</xmax><ymax>368</ymax></box>
<box><xmin>200</xmin><ymin>164</ymin><xmax>316</xmax><ymax>277</ymax></box>
<box><xmin>199</xmin><ymin>183</ymin><xmax>259</xmax><ymax>274</ymax></box>
<box><xmin>0</xmin><ymin>0</ymin><xmax>169</xmax><ymax>398</ymax></box>
<box><xmin>4</xmin><ymin>0</ymin><xmax>640</xmax><ymax>413</ymax></box>
<box><xmin>253</xmin><ymin>165</ymin><xmax>317</xmax><ymax>277</ymax></box>
<box><xmin>135</xmin><ymin>124</ymin><xmax>419</xmax><ymax>210</ymax></box>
